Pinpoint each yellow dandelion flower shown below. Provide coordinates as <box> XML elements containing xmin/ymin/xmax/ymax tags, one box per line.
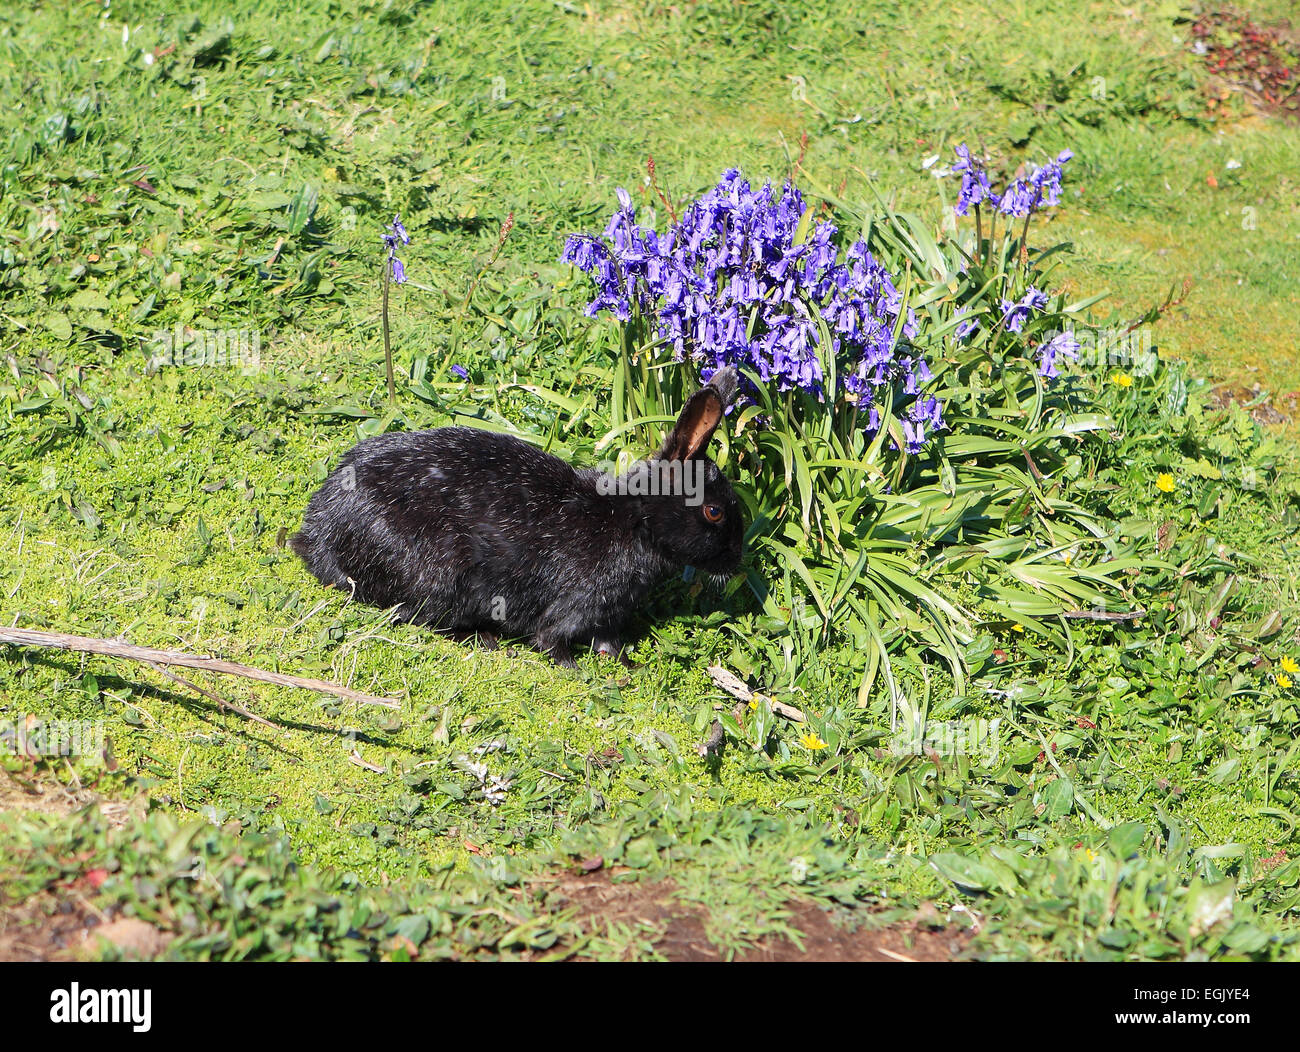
<box><xmin>1011</xmin><ymin>623</ymin><xmax>1025</xmax><ymax>633</ymax></box>
<box><xmin>748</xmin><ymin>697</ymin><xmax>760</xmax><ymax>712</ymax></box>
<box><xmin>1280</xmin><ymin>674</ymin><xmax>1294</xmax><ymax>690</ymax></box>
<box><xmin>1111</xmin><ymin>372</ymin><xmax>1133</xmax><ymax>388</ymax></box>
<box><xmin>1281</xmin><ymin>656</ymin><xmax>1299</xmax><ymax>675</ymax></box>
<box><xmin>1156</xmin><ymin>473</ymin><xmax>1175</xmax><ymax>493</ymax></box>
<box><xmin>799</xmin><ymin>731</ymin><xmax>829</xmax><ymax>751</ymax></box>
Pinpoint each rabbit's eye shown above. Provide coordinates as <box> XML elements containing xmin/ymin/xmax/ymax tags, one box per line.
<box><xmin>703</xmin><ymin>504</ymin><xmax>724</xmax><ymax>524</ymax></box>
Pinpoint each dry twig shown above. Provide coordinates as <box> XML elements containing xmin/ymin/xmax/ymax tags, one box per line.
<box><xmin>0</xmin><ymin>628</ymin><xmax>400</xmax><ymax>711</ymax></box>
<box><xmin>147</xmin><ymin>661</ymin><xmax>282</xmax><ymax>730</ymax></box>
<box><xmin>706</xmin><ymin>665</ymin><xmax>807</xmax><ymax>723</ymax></box>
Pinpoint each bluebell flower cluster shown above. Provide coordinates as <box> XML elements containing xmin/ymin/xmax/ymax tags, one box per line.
<box><xmin>563</xmin><ymin>171</ymin><xmax>943</xmax><ymax>451</ymax></box>
<box><xmin>948</xmin><ymin>144</ymin><xmax>1074</xmax><ymax>219</ymax></box>
<box><xmin>383</xmin><ymin>215</ymin><xmax>409</xmax><ymax>284</ymax></box>
<box><xmin>993</xmin><ymin>289</ymin><xmax>1081</xmax><ymax>377</ymax></box>
<box><xmin>954</xmin><ymin>289</ymin><xmax>1075</xmax><ymax>378</ymax></box>
<box><xmin>951</xmin><ymin>144</ymin><xmax>993</xmax><ymax>216</ymax></box>
<box><xmin>1000</xmin><ymin>287</ymin><xmax>1050</xmax><ymax>333</ymax></box>
<box><xmin>1037</xmin><ymin>330</ymin><xmax>1080</xmax><ymax>380</ymax></box>
<box><xmin>953</xmin><ymin>306</ymin><xmax>981</xmax><ymax>340</ymax></box>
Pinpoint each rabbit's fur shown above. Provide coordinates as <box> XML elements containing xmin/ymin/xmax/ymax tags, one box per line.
<box><xmin>290</xmin><ymin>368</ymin><xmax>744</xmax><ymax>665</ymax></box>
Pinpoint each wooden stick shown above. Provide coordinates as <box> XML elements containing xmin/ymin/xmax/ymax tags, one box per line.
<box><xmin>0</xmin><ymin>628</ymin><xmax>400</xmax><ymax>710</ymax></box>
<box><xmin>697</xmin><ymin>719</ymin><xmax>725</xmax><ymax>758</ymax></box>
<box><xmin>875</xmin><ymin>947</ymin><xmax>919</xmax><ymax>963</ymax></box>
<box><xmin>706</xmin><ymin>665</ymin><xmax>807</xmax><ymax>723</ymax></box>
<box><xmin>147</xmin><ymin>661</ymin><xmax>282</xmax><ymax>731</ymax></box>
<box><xmin>348</xmin><ymin>750</ymin><xmax>386</xmax><ymax>773</ymax></box>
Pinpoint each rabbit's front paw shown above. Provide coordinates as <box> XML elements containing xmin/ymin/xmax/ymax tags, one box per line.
<box><xmin>536</xmin><ymin>633</ymin><xmax>577</xmax><ymax>668</ymax></box>
<box><xmin>593</xmin><ymin>639</ymin><xmax>638</xmax><ymax>670</ymax></box>
<box><xmin>443</xmin><ymin>627</ymin><xmax>500</xmax><ymax>651</ymax></box>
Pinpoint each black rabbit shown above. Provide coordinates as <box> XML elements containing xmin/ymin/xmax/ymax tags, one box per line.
<box><xmin>290</xmin><ymin>367</ymin><xmax>744</xmax><ymax>666</ymax></box>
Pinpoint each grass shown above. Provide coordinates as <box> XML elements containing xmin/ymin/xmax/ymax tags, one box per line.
<box><xmin>2</xmin><ymin>0</ymin><xmax>1300</xmax><ymax>961</ymax></box>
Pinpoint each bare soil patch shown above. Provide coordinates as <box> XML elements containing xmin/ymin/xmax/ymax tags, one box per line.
<box><xmin>0</xmin><ymin>766</ymin><xmax>138</xmax><ymax>825</ymax></box>
<box><xmin>0</xmin><ymin>770</ymin><xmax>150</xmax><ymax>961</ymax></box>
<box><xmin>1207</xmin><ymin>383</ymin><xmax>1298</xmax><ymax>425</ymax></box>
<box><xmin>1192</xmin><ymin>8</ymin><xmax>1300</xmax><ymax>121</ymax></box>
<box><xmin>545</xmin><ymin>869</ymin><xmax>970</xmax><ymax>962</ymax></box>
<box><xmin>0</xmin><ymin>891</ymin><xmax>101</xmax><ymax>962</ymax></box>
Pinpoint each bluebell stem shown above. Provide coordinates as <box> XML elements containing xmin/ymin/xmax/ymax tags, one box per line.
<box><xmin>381</xmin><ymin>214</ymin><xmax>410</xmax><ymax>406</ymax></box>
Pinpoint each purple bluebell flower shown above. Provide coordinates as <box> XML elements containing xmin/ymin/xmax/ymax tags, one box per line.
<box><xmin>383</xmin><ymin>214</ymin><xmax>410</xmax><ymax>284</ymax></box>
<box><xmin>1001</xmin><ymin>287</ymin><xmax>1049</xmax><ymax>332</ymax></box>
<box><xmin>995</xmin><ymin>177</ymin><xmax>1038</xmax><ymax>218</ymax></box>
<box><xmin>902</xmin><ymin>394</ymin><xmax>946</xmax><ymax>453</ymax></box>
<box><xmin>950</xmin><ymin>143</ymin><xmax>993</xmax><ymax>217</ymax></box>
<box><xmin>953</xmin><ymin>307</ymin><xmax>980</xmax><ymax>340</ymax></box>
<box><xmin>1037</xmin><ymin>329</ymin><xmax>1080</xmax><ymax>379</ymax></box>
<box><xmin>948</xmin><ymin>144</ymin><xmax>1075</xmax><ymax>229</ymax></box>
<box><xmin>1031</xmin><ymin>150</ymin><xmax>1073</xmax><ymax>209</ymax></box>
<box><xmin>450</xmin><ymin>364</ymin><xmax>469</xmax><ymax>380</ymax></box>
<box><xmin>563</xmin><ymin>172</ymin><xmax>949</xmax><ymax>445</ymax></box>
<box><xmin>1021</xmin><ymin>287</ymin><xmax>1049</xmax><ymax>312</ymax></box>
<box><xmin>995</xmin><ymin>151</ymin><xmax>1074</xmax><ymax>217</ymax></box>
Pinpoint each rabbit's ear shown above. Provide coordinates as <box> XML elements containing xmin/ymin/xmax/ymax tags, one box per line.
<box><xmin>659</xmin><ymin>384</ymin><xmax>727</xmax><ymax>462</ymax></box>
<box><xmin>705</xmin><ymin>366</ymin><xmax>739</xmax><ymax>408</ymax></box>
